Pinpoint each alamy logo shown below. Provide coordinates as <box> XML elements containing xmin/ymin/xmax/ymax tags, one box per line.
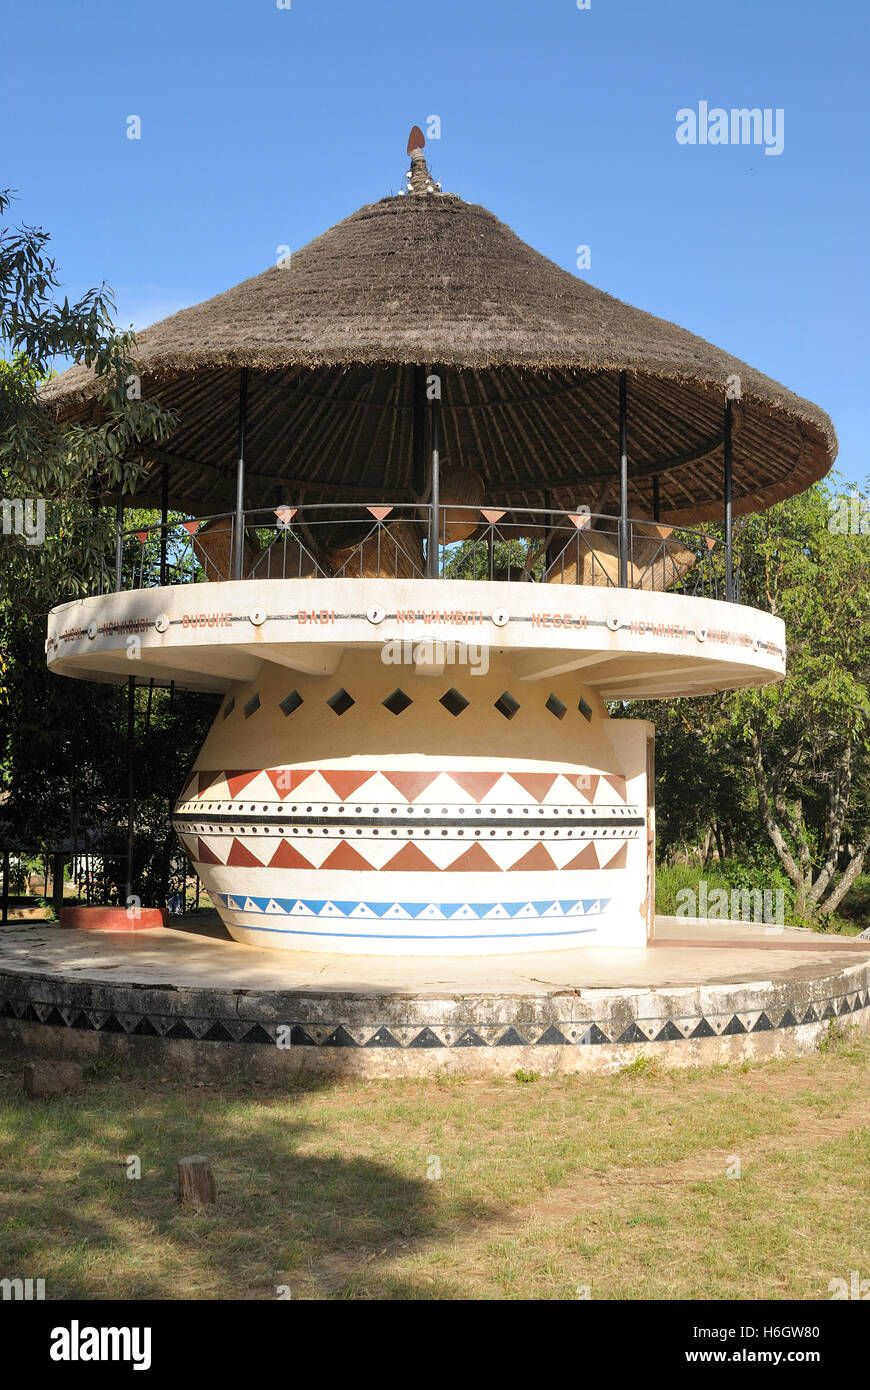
<box><xmin>676</xmin><ymin>102</ymin><xmax>784</xmax><ymax>156</ymax></box>
<box><xmin>675</xmin><ymin>880</ymin><xmax>784</xmax><ymax>925</ymax></box>
<box><xmin>828</xmin><ymin>1271</ymin><xmax>870</xmax><ymax>1300</ymax></box>
<box><xmin>50</xmin><ymin>1320</ymin><xmax>152</xmax><ymax>1370</ymax></box>
<box><xmin>381</xmin><ymin>638</ymin><xmax>490</xmax><ymax>676</ymax></box>
<box><xmin>827</xmin><ymin>491</ymin><xmax>870</xmax><ymax>535</ymax></box>
<box><xmin>0</xmin><ymin>1276</ymin><xmax>45</xmax><ymax>1300</ymax></box>
<box><xmin>0</xmin><ymin>497</ymin><xmax>45</xmax><ymax>545</ymax></box>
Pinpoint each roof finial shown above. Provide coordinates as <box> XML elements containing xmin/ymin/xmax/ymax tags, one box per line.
<box><xmin>403</xmin><ymin>125</ymin><xmax>441</xmax><ymax>195</ymax></box>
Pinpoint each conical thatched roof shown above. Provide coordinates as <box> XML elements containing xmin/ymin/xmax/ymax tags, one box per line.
<box><xmin>42</xmin><ymin>159</ymin><xmax>836</xmax><ymax>523</ymax></box>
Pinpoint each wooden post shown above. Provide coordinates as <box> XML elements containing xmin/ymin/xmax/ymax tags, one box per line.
<box><xmin>24</xmin><ymin>1061</ymin><xmax>83</xmax><ymax>1098</ymax></box>
<box><xmin>177</xmin><ymin>1155</ymin><xmax>217</xmax><ymax>1210</ymax></box>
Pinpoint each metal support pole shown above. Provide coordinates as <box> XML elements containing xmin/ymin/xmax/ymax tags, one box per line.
<box><xmin>159</xmin><ymin>457</ymin><xmax>169</xmax><ymax>585</ymax></box>
<box><xmin>724</xmin><ymin>398</ymin><xmax>734</xmax><ymax>602</ymax></box>
<box><xmin>1</xmin><ymin>847</ymin><xmax>9</xmax><ymax>925</ymax></box>
<box><xmin>429</xmin><ymin>370</ymin><xmax>442</xmax><ymax>578</ymax></box>
<box><xmin>412</xmin><ymin>365</ymin><xmax>426</xmax><ymax>498</ymax></box>
<box><xmin>125</xmin><ymin>676</ymin><xmax>135</xmax><ymax>906</ymax></box>
<box><xmin>652</xmin><ymin>475</ymin><xmax>660</xmax><ymax>523</ymax></box>
<box><xmin>233</xmin><ymin>367</ymin><xmax>249</xmax><ymax>581</ymax></box>
<box><xmin>618</xmin><ymin>371</ymin><xmax>629</xmax><ymax>588</ymax></box>
<box><xmin>114</xmin><ymin>491</ymin><xmax>124</xmax><ymax>592</ymax></box>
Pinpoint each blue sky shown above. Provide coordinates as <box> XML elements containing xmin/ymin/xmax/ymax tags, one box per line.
<box><xmin>4</xmin><ymin>0</ymin><xmax>867</xmax><ymax>486</ymax></box>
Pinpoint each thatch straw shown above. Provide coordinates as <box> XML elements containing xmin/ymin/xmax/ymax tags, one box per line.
<box><xmin>42</xmin><ymin>169</ymin><xmax>836</xmax><ymax>524</ymax></box>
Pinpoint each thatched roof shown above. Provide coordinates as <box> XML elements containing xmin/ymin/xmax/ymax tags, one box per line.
<box><xmin>42</xmin><ymin>154</ymin><xmax>836</xmax><ymax>523</ymax></box>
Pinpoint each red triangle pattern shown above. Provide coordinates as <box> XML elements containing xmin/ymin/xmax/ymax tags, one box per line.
<box><xmin>446</xmin><ymin>843</ymin><xmax>501</xmax><ymax>872</ymax></box>
<box><xmin>382</xmin><ymin>842</ymin><xmax>438</xmax><ymax>872</ymax></box>
<box><xmin>447</xmin><ymin>771</ymin><xmax>503</xmax><ymax>802</ymax></box>
<box><xmin>195</xmin><ymin>837</ymin><xmax>224</xmax><ymax>866</ymax></box>
<box><xmin>197</xmin><ymin>770</ymin><xmax>227</xmax><ymax>799</ymax></box>
<box><xmin>177</xmin><ymin>773</ymin><xmax>198</xmax><ymax>804</ymax></box>
<box><xmin>225</xmin><ymin>770</ymin><xmax>262</xmax><ymax>799</ymax></box>
<box><xmin>190</xmin><ymin>767</ymin><xmax>634</xmax><ymax>811</ymax></box>
<box><xmin>508</xmin><ymin>842</ymin><xmax>558</xmax><ymax>872</ymax></box>
<box><xmin>265</xmin><ymin>768</ymin><xmax>315</xmax><ymax>799</ymax></box>
<box><xmin>575</xmin><ymin>775</ymin><xmax>599</xmax><ymax>805</ymax></box>
<box><xmin>599</xmin><ymin>842</ymin><xmax>628</xmax><ymax>870</ymax></box>
<box><xmin>564</xmin><ymin>842</ymin><xmax>600</xmax><ymax>870</ymax></box>
<box><xmin>380</xmin><ymin>770</ymin><xmax>442</xmax><ymax>802</ymax></box>
<box><xmin>321</xmin><ymin>842</ymin><xmax>372</xmax><ymax>871</ymax></box>
<box><xmin>226</xmin><ymin>837</ymin><xmax>266</xmax><ymax>867</ymax></box>
<box><xmin>511</xmin><ymin>773</ymin><xmax>559</xmax><ymax>802</ymax></box>
<box><xmin>268</xmin><ymin>840</ymin><xmax>314</xmax><ymax>869</ymax></box>
<box><xmin>186</xmin><ymin>832</ymin><xmax>630</xmax><ymax>874</ymax></box>
<box><xmin>320</xmin><ymin>769</ymin><xmax>377</xmax><ymax>801</ymax></box>
<box><xmin>601</xmin><ymin>775</ymin><xmax>627</xmax><ymax>802</ymax></box>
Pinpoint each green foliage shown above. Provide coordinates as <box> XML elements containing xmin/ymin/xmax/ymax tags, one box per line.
<box><xmin>0</xmin><ymin>189</ymin><xmax>175</xmax><ymax>503</ymax></box>
<box><xmin>0</xmin><ymin>190</ymin><xmax>212</xmax><ymax>902</ymax></box>
<box><xmin>817</xmin><ymin>1020</ymin><xmax>861</xmax><ymax>1054</ymax></box>
<box><xmin>618</xmin><ymin>1052</ymin><xmax>660</xmax><ymax>1078</ymax></box>
<box><xmin>629</xmin><ymin>480</ymin><xmax>870</xmax><ymax>924</ymax></box>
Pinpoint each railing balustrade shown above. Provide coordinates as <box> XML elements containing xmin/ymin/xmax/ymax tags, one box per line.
<box><xmin>96</xmin><ymin>503</ymin><xmax>740</xmax><ymax>603</ymax></box>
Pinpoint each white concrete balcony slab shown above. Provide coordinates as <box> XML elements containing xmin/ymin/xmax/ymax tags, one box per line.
<box><xmin>46</xmin><ymin>577</ymin><xmax>784</xmax><ymax>701</ymax></box>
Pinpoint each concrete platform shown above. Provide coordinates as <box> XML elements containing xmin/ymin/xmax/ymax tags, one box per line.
<box><xmin>1</xmin><ymin>916</ymin><xmax>867</xmax><ymax>1078</ymax></box>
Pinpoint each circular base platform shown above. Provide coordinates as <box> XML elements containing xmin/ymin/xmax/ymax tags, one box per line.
<box><xmin>1</xmin><ymin>918</ymin><xmax>868</xmax><ymax>1079</ymax></box>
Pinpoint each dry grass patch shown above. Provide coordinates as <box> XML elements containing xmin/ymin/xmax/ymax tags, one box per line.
<box><xmin>0</xmin><ymin>1030</ymin><xmax>866</xmax><ymax>1300</ymax></box>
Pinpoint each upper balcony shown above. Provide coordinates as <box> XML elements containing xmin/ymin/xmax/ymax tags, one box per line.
<box><xmin>46</xmin><ymin>498</ymin><xmax>787</xmax><ymax>703</ymax></box>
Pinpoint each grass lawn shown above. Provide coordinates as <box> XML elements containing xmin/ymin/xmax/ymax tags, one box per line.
<box><xmin>0</xmin><ymin>1028</ymin><xmax>867</xmax><ymax>1301</ymax></box>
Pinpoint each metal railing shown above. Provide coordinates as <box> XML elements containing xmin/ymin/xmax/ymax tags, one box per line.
<box><xmin>97</xmin><ymin>503</ymin><xmax>740</xmax><ymax>602</ymax></box>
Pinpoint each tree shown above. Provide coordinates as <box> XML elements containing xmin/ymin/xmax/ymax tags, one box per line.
<box><xmin>630</xmin><ymin>481</ymin><xmax>870</xmax><ymax>923</ymax></box>
<box><xmin>0</xmin><ymin>188</ymin><xmax>173</xmax><ymax>507</ymax></box>
<box><xmin>730</xmin><ymin>481</ymin><xmax>870</xmax><ymax>920</ymax></box>
<box><xmin>0</xmin><ymin>189</ymin><xmax>207</xmax><ymax>906</ymax></box>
